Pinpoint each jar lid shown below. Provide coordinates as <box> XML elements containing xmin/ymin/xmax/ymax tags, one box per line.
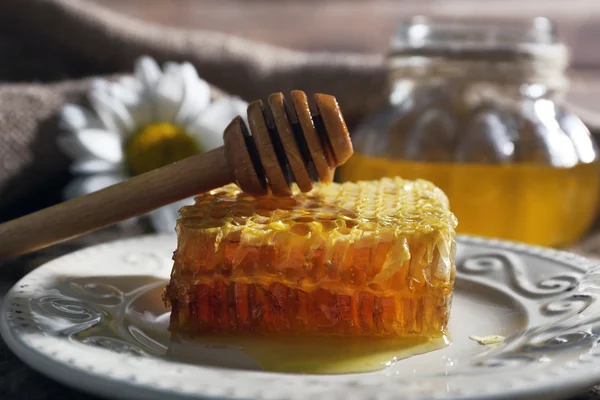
<box><xmin>389</xmin><ymin>16</ymin><xmax>567</xmax><ymax>62</ymax></box>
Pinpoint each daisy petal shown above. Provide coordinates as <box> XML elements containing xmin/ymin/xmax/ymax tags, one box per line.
<box><xmin>174</xmin><ymin>63</ymin><xmax>211</xmax><ymax>126</ymax></box>
<box><xmin>108</xmin><ymin>81</ymin><xmax>139</xmax><ymax>106</ymax></box>
<box><xmin>90</xmin><ymin>78</ymin><xmax>110</xmax><ymax>92</ymax></box>
<box><xmin>204</xmin><ymin>96</ymin><xmax>248</xmax><ymax>125</ymax></box>
<box><xmin>63</xmin><ymin>173</ymin><xmax>125</xmax><ymax>199</ymax></box>
<box><xmin>119</xmin><ymin>89</ymin><xmax>154</xmax><ymax>134</ymax></box>
<box><xmin>89</xmin><ymin>89</ymin><xmax>136</xmax><ymax>135</ymax></box>
<box><xmin>57</xmin><ymin>134</ymin><xmax>90</xmax><ymax>160</ymax></box>
<box><xmin>185</xmin><ymin>120</ymin><xmax>223</xmax><ymax>151</ymax></box>
<box><xmin>127</xmin><ymin>101</ymin><xmax>154</xmax><ymax>136</ymax></box>
<box><xmin>90</xmin><ymin>79</ymin><xmax>140</xmax><ymax>127</ymax></box>
<box><xmin>153</xmin><ymin>63</ymin><xmax>185</xmax><ymax>123</ymax></box>
<box><xmin>187</xmin><ymin>97</ymin><xmax>248</xmax><ymax>151</ymax></box>
<box><xmin>73</xmin><ymin>129</ymin><xmax>124</xmax><ymax>163</ymax></box>
<box><xmin>108</xmin><ymin>80</ymin><xmax>153</xmax><ymax>134</ymax></box>
<box><xmin>71</xmin><ymin>159</ymin><xmax>121</xmax><ymax>174</ymax></box>
<box><xmin>59</xmin><ymin>104</ymin><xmax>104</xmax><ymax>132</ymax></box>
<box><xmin>135</xmin><ymin>56</ymin><xmax>161</xmax><ymax>88</ymax></box>
<box><xmin>119</xmin><ymin>76</ymin><xmax>142</xmax><ymax>92</ymax></box>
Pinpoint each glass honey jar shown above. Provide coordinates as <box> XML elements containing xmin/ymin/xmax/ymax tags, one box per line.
<box><xmin>340</xmin><ymin>17</ymin><xmax>600</xmax><ymax>247</ymax></box>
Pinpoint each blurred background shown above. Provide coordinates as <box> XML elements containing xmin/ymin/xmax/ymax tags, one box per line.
<box><xmin>92</xmin><ymin>0</ymin><xmax>598</xmax><ymax>58</ymax></box>
<box><xmin>88</xmin><ymin>0</ymin><xmax>600</xmax><ymax>129</ymax></box>
<box><xmin>2</xmin><ymin>0</ymin><xmax>600</xmax><ymax>246</ymax></box>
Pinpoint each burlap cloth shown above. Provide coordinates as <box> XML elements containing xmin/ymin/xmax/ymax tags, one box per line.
<box><xmin>0</xmin><ymin>0</ymin><xmax>600</xmax><ymax>398</ymax></box>
<box><xmin>0</xmin><ymin>0</ymin><xmax>386</xmax><ymax>206</ymax></box>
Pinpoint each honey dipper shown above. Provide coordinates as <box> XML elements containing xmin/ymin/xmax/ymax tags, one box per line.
<box><xmin>0</xmin><ymin>91</ymin><xmax>353</xmax><ymax>261</ymax></box>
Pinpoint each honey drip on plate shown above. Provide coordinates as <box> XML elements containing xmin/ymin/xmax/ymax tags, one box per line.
<box><xmin>54</xmin><ymin>276</ymin><xmax>450</xmax><ymax>375</ymax></box>
<box><xmin>170</xmin><ymin>333</ymin><xmax>450</xmax><ymax>374</ymax></box>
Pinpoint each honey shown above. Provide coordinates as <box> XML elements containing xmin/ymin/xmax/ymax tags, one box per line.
<box><xmin>340</xmin><ymin>155</ymin><xmax>600</xmax><ymax>247</ymax></box>
<box><xmin>172</xmin><ymin>333</ymin><xmax>450</xmax><ymax>374</ymax></box>
<box><xmin>164</xmin><ymin>179</ymin><xmax>457</xmax><ymax>338</ymax></box>
<box><xmin>58</xmin><ymin>276</ymin><xmax>451</xmax><ymax>375</ymax></box>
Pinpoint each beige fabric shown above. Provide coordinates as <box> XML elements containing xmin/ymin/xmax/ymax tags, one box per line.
<box><xmin>3</xmin><ymin>0</ymin><xmax>387</xmax><ymax>123</ymax></box>
<box><xmin>0</xmin><ymin>79</ymin><xmax>89</xmax><ymax>208</ymax></box>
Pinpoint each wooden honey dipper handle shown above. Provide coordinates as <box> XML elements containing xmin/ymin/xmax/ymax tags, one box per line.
<box><xmin>0</xmin><ymin>91</ymin><xmax>352</xmax><ymax>261</ymax></box>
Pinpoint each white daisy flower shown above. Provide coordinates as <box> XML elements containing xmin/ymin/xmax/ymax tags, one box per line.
<box><xmin>58</xmin><ymin>56</ymin><xmax>248</xmax><ymax>232</ymax></box>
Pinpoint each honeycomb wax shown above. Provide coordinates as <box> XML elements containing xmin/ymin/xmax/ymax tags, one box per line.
<box><xmin>164</xmin><ymin>178</ymin><xmax>457</xmax><ymax>337</ymax></box>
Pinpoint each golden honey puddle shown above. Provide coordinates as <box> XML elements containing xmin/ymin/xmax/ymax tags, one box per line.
<box><xmin>172</xmin><ymin>334</ymin><xmax>450</xmax><ymax>374</ymax></box>
<box><xmin>52</xmin><ymin>276</ymin><xmax>450</xmax><ymax>375</ymax></box>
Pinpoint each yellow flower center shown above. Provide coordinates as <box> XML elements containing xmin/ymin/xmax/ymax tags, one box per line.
<box><xmin>126</xmin><ymin>122</ymin><xmax>200</xmax><ymax>176</ymax></box>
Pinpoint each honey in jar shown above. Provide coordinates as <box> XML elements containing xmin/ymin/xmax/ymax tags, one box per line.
<box><xmin>340</xmin><ymin>17</ymin><xmax>600</xmax><ymax>247</ymax></box>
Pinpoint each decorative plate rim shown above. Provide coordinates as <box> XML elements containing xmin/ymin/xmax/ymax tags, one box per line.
<box><xmin>2</xmin><ymin>234</ymin><xmax>600</xmax><ymax>400</ymax></box>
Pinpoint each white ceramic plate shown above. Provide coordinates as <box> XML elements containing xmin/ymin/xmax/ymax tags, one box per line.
<box><xmin>2</xmin><ymin>234</ymin><xmax>600</xmax><ymax>400</ymax></box>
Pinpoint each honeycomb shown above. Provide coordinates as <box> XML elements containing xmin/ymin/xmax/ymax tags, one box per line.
<box><xmin>164</xmin><ymin>177</ymin><xmax>457</xmax><ymax>337</ymax></box>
